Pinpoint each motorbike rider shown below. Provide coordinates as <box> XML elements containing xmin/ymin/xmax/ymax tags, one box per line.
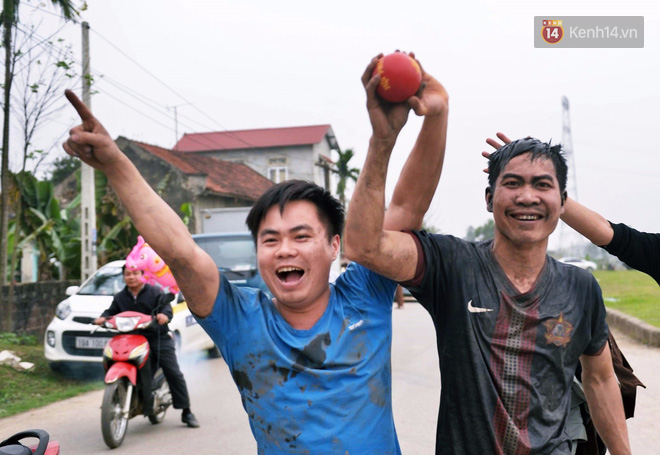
<box><xmin>94</xmin><ymin>265</ymin><xmax>200</xmax><ymax>428</ymax></box>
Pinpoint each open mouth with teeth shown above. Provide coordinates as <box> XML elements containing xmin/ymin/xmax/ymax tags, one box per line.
<box><xmin>276</xmin><ymin>266</ymin><xmax>305</xmax><ymax>283</ymax></box>
<box><xmin>513</xmin><ymin>214</ymin><xmax>542</xmax><ymax>221</ymax></box>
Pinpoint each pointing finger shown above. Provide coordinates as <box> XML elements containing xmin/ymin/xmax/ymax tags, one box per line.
<box><xmin>65</xmin><ymin>89</ymin><xmax>96</xmax><ymax>129</ymax></box>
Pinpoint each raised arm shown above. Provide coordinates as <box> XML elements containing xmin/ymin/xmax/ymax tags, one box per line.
<box><xmin>345</xmin><ymin>55</ymin><xmax>448</xmax><ymax>281</ymax></box>
<box><xmin>561</xmin><ymin>197</ymin><xmax>614</xmax><ymax>246</ymax></box>
<box><xmin>580</xmin><ymin>345</ymin><xmax>631</xmax><ymax>455</ymax></box>
<box><xmin>384</xmin><ymin>62</ymin><xmax>449</xmax><ymax>231</ymax></box>
<box><xmin>63</xmin><ymin>90</ymin><xmax>219</xmax><ymax>317</ymax></box>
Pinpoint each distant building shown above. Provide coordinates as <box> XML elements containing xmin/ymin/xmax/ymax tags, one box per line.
<box><xmin>54</xmin><ymin>137</ymin><xmax>273</xmax><ymax>236</ymax></box>
<box><xmin>119</xmin><ymin>137</ymin><xmax>274</xmax><ymax>234</ymax></box>
<box><xmin>173</xmin><ymin>125</ymin><xmax>340</xmax><ymax>191</ymax></box>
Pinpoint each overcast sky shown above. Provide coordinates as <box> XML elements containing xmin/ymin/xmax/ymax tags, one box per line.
<box><xmin>17</xmin><ymin>0</ymin><xmax>660</xmax><ymax>251</ymax></box>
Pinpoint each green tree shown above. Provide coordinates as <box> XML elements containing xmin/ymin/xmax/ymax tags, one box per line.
<box><xmin>48</xmin><ymin>155</ymin><xmax>80</xmax><ymax>187</ymax></box>
<box><xmin>7</xmin><ymin>26</ymin><xmax>77</xmax><ymax>287</ymax></box>
<box><xmin>1</xmin><ymin>0</ymin><xmax>79</xmax><ymax>288</ymax></box>
<box><xmin>11</xmin><ymin>171</ymin><xmax>66</xmax><ymax>280</ymax></box>
<box><xmin>465</xmin><ymin>219</ymin><xmax>495</xmax><ymax>242</ymax></box>
<box><xmin>421</xmin><ymin>222</ymin><xmax>440</xmax><ymax>234</ymax></box>
<box><xmin>13</xmin><ymin>26</ymin><xmax>77</xmax><ymax>174</ymax></box>
<box><xmin>95</xmin><ymin>171</ymin><xmax>139</xmax><ymax>264</ymax></box>
<box><xmin>335</xmin><ymin>148</ymin><xmax>360</xmax><ymax>206</ymax></box>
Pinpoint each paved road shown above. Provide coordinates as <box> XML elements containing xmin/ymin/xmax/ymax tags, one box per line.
<box><xmin>1</xmin><ymin>303</ymin><xmax>656</xmax><ymax>453</ymax></box>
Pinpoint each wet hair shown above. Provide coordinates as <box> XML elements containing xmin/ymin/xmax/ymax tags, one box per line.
<box><xmin>246</xmin><ymin>180</ymin><xmax>345</xmax><ymax>243</ymax></box>
<box><xmin>487</xmin><ymin>137</ymin><xmax>568</xmax><ymax>196</ymax></box>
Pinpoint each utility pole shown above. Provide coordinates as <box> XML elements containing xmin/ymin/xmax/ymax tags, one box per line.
<box><xmin>173</xmin><ymin>105</ymin><xmax>179</xmax><ymax>147</ymax></box>
<box><xmin>169</xmin><ymin>103</ymin><xmax>190</xmax><ymax>150</ymax></box>
<box><xmin>80</xmin><ymin>22</ymin><xmax>97</xmax><ymax>280</ymax></box>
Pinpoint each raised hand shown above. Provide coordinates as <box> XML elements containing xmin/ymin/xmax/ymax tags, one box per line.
<box><xmin>362</xmin><ymin>53</ymin><xmax>412</xmax><ymax>147</ymax></box>
<box><xmin>407</xmin><ymin>58</ymin><xmax>448</xmax><ymax>119</ymax></box>
<box><xmin>62</xmin><ymin>89</ymin><xmax>122</xmax><ymax>170</ymax></box>
<box><xmin>482</xmin><ymin>132</ymin><xmax>513</xmax><ymax>172</ymax></box>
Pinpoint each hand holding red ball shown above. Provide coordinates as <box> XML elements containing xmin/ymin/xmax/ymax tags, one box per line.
<box><xmin>371</xmin><ymin>51</ymin><xmax>422</xmax><ymax>103</ymax></box>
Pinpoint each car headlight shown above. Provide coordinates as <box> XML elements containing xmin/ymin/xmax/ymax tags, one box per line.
<box><xmin>46</xmin><ymin>331</ymin><xmax>56</xmax><ymax>348</ymax></box>
<box><xmin>55</xmin><ymin>301</ymin><xmax>71</xmax><ymax>320</ymax></box>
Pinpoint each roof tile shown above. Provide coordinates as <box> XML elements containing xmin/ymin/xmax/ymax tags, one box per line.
<box><xmin>174</xmin><ymin>125</ymin><xmax>332</xmax><ymax>152</ymax></box>
<box><xmin>132</xmin><ymin>140</ymin><xmax>273</xmax><ymax>200</ymax></box>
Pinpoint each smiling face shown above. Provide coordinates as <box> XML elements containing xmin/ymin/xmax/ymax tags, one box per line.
<box><xmin>256</xmin><ymin>200</ymin><xmax>340</xmax><ymax>320</ymax></box>
<box><xmin>489</xmin><ymin>152</ymin><xmax>565</xmax><ymax>249</ymax></box>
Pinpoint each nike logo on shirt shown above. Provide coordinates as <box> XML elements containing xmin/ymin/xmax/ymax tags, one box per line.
<box><xmin>467</xmin><ymin>300</ymin><xmax>493</xmax><ymax>313</ymax></box>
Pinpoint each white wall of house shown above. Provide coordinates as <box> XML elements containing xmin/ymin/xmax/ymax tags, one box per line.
<box><xmin>195</xmin><ymin>134</ymin><xmax>338</xmax><ymax>195</ymax></box>
<box><xmin>20</xmin><ymin>241</ymin><xmax>39</xmax><ymax>283</ymax></box>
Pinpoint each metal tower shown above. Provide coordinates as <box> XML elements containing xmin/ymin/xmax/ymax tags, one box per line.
<box><xmin>559</xmin><ymin>96</ymin><xmax>581</xmax><ymax>254</ymax></box>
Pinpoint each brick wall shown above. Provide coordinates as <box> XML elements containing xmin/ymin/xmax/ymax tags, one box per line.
<box><xmin>0</xmin><ymin>280</ymin><xmax>80</xmax><ymax>341</ymax></box>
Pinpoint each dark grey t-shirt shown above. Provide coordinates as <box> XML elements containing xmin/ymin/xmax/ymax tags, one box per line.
<box><xmin>406</xmin><ymin>232</ymin><xmax>609</xmax><ymax>455</ymax></box>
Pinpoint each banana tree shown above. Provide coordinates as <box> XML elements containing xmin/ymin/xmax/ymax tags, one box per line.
<box><xmin>11</xmin><ymin>171</ymin><xmax>66</xmax><ymax>280</ymax></box>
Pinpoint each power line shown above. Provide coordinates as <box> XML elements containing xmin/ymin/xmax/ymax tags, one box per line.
<box><xmin>13</xmin><ymin>11</ymin><xmax>258</xmax><ymax>150</ymax></box>
<box><xmin>11</xmin><ymin>24</ymin><xmax>183</xmax><ymax>137</ymax></box>
<box><xmin>89</xmin><ymin>26</ymin><xmax>256</xmax><ymax>148</ymax></box>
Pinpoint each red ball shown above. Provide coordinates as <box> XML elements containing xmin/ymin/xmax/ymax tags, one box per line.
<box><xmin>372</xmin><ymin>52</ymin><xmax>422</xmax><ymax>103</ymax></box>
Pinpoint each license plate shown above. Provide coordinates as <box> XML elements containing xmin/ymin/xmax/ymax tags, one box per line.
<box><xmin>75</xmin><ymin>337</ymin><xmax>110</xmax><ymax>349</ymax></box>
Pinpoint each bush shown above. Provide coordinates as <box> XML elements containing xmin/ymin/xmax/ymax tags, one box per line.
<box><xmin>0</xmin><ymin>332</ymin><xmax>38</xmax><ymax>346</ymax></box>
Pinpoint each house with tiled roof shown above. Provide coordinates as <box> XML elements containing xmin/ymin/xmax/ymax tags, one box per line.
<box><xmin>173</xmin><ymin>125</ymin><xmax>340</xmax><ymax>190</ymax></box>
<box><xmin>116</xmin><ymin>137</ymin><xmax>273</xmax><ymax>233</ymax></box>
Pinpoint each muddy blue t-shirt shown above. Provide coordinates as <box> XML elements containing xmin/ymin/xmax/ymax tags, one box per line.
<box><xmin>407</xmin><ymin>232</ymin><xmax>609</xmax><ymax>455</ymax></box>
<box><xmin>197</xmin><ymin>262</ymin><xmax>400</xmax><ymax>454</ymax></box>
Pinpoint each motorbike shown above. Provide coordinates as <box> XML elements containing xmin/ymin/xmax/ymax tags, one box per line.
<box><xmin>94</xmin><ymin>311</ymin><xmax>172</xmax><ymax>449</ymax></box>
<box><xmin>0</xmin><ymin>429</ymin><xmax>60</xmax><ymax>455</ymax></box>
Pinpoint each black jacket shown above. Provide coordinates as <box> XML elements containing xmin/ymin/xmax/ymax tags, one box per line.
<box><xmin>101</xmin><ymin>283</ymin><xmax>173</xmax><ymax>340</ymax></box>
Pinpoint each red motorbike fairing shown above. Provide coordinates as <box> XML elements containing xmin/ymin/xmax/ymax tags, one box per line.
<box><xmin>105</xmin><ymin>360</ymin><xmax>138</xmax><ymax>385</ymax></box>
<box><xmin>106</xmin><ymin>333</ymin><xmax>150</xmax><ymax>367</ymax></box>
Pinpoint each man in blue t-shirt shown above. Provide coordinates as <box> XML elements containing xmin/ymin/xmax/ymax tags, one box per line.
<box><xmin>61</xmin><ymin>52</ymin><xmax>449</xmax><ymax>453</ymax></box>
<box><xmin>345</xmin><ymin>75</ymin><xmax>631</xmax><ymax>452</ymax></box>
<box><xmin>197</xmin><ymin>180</ymin><xmax>401</xmax><ymax>453</ymax></box>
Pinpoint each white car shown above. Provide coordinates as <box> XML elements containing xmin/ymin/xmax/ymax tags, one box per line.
<box><xmin>559</xmin><ymin>257</ymin><xmax>598</xmax><ymax>272</ymax></box>
<box><xmin>44</xmin><ymin>260</ymin><xmax>218</xmax><ymax>373</ymax></box>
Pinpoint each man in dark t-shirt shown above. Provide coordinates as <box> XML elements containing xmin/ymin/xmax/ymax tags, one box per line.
<box><xmin>346</xmin><ymin>111</ymin><xmax>631</xmax><ymax>454</ymax></box>
<box><xmin>406</xmin><ymin>232</ymin><xmax>607</xmax><ymax>453</ymax></box>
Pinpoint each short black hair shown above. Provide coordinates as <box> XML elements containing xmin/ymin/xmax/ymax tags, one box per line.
<box><xmin>246</xmin><ymin>180</ymin><xmax>345</xmax><ymax>243</ymax></box>
<box><xmin>487</xmin><ymin>137</ymin><xmax>568</xmax><ymax>195</ymax></box>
